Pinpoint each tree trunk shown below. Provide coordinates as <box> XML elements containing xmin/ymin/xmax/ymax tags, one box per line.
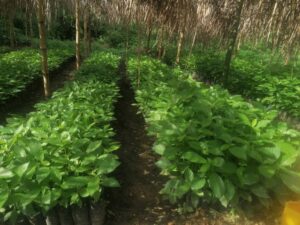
<box><xmin>223</xmin><ymin>0</ymin><xmax>245</xmax><ymax>86</ymax></box>
<box><xmin>146</xmin><ymin>17</ymin><xmax>153</xmax><ymax>51</ymax></box>
<box><xmin>83</xmin><ymin>7</ymin><xmax>89</xmax><ymax>58</ymax></box>
<box><xmin>9</xmin><ymin>14</ymin><xmax>15</xmax><ymax>48</ymax></box>
<box><xmin>136</xmin><ymin>2</ymin><xmax>142</xmax><ymax>88</ymax></box>
<box><xmin>88</xmin><ymin>25</ymin><xmax>92</xmax><ymax>54</ymax></box>
<box><xmin>29</xmin><ymin>12</ymin><xmax>34</xmax><ymax>46</ymax></box>
<box><xmin>266</xmin><ymin>2</ymin><xmax>278</xmax><ymax>44</ymax></box>
<box><xmin>189</xmin><ymin>26</ymin><xmax>198</xmax><ymax>56</ymax></box>
<box><xmin>75</xmin><ymin>0</ymin><xmax>81</xmax><ymax>70</ymax></box>
<box><xmin>157</xmin><ymin>26</ymin><xmax>165</xmax><ymax>59</ymax></box>
<box><xmin>37</xmin><ymin>0</ymin><xmax>50</xmax><ymax>98</ymax></box>
<box><xmin>175</xmin><ymin>29</ymin><xmax>184</xmax><ymax>64</ymax></box>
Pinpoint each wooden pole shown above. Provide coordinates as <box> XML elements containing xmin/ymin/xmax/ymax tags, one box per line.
<box><xmin>83</xmin><ymin>7</ymin><xmax>89</xmax><ymax>58</ymax></box>
<box><xmin>223</xmin><ymin>0</ymin><xmax>245</xmax><ymax>86</ymax></box>
<box><xmin>37</xmin><ymin>0</ymin><xmax>50</xmax><ymax>98</ymax></box>
<box><xmin>175</xmin><ymin>28</ymin><xmax>184</xmax><ymax>64</ymax></box>
<box><xmin>75</xmin><ymin>0</ymin><xmax>81</xmax><ymax>70</ymax></box>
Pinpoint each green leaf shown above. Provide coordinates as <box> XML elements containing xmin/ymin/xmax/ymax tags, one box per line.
<box><xmin>102</xmin><ymin>177</ymin><xmax>120</xmax><ymax>187</ymax></box>
<box><xmin>212</xmin><ymin>157</ymin><xmax>224</xmax><ymax>167</ymax></box>
<box><xmin>87</xmin><ymin>141</ymin><xmax>102</xmax><ymax>153</ymax></box>
<box><xmin>243</xmin><ymin>172</ymin><xmax>260</xmax><ymax>185</ymax></box>
<box><xmin>209</xmin><ymin>173</ymin><xmax>225</xmax><ymax>198</ymax></box>
<box><xmin>40</xmin><ymin>189</ymin><xmax>51</xmax><ymax>205</ymax></box>
<box><xmin>13</xmin><ymin>162</ymin><xmax>30</xmax><ymax>178</ymax></box>
<box><xmin>0</xmin><ymin>185</ymin><xmax>9</xmax><ymax>208</ymax></box>
<box><xmin>258</xmin><ymin>165</ymin><xmax>276</xmax><ymax>178</ymax></box>
<box><xmin>224</xmin><ymin>179</ymin><xmax>235</xmax><ymax>203</ymax></box>
<box><xmin>279</xmin><ymin>169</ymin><xmax>300</xmax><ymax>194</ymax></box>
<box><xmin>0</xmin><ymin>167</ymin><xmax>14</xmax><ymax>179</ymax></box>
<box><xmin>36</xmin><ymin>167</ymin><xmax>51</xmax><ymax>183</ymax></box>
<box><xmin>229</xmin><ymin>147</ymin><xmax>247</xmax><ymax>160</ymax></box>
<box><xmin>191</xmin><ymin>178</ymin><xmax>206</xmax><ymax>191</ymax></box>
<box><xmin>14</xmin><ymin>189</ymin><xmax>40</xmax><ymax>208</ymax></box>
<box><xmin>238</xmin><ymin>113</ymin><xmax>251</xmax><ymax>126</ymax></box>
<box><xmin>81</xmin><ymin>177</ymin><xmax>100</xmax><ymax>197</ymax></box>
<box><xmin>26</xmin><ymin>142</ymin><xmax>44</xmax><ymax>161</ymax></box>
<box><xmin>97</xmin><ymin>154</ymin><xmax>120</xmax><ymax>174</ymax></box>
<box><xmin>184</xmin><ymin>168</ymin><xmax>194</xmax><ymax>182</ymax></box>
<box><xmin>182</xmin><ymin>151</ymin><xmax>206</xmax><ymax>164</ymax></box>
<box><xmin>220</xmin><ymin>162</ymin><xmax>237</xmax><ymax>174</ymax></box>
<box><xmin>251</xmin><ymin>186</ymin><xmax>269</xmax><ymax>199</ymax></box>
<box><xmin>61</xmin><ymin>176</ymin><xmax>90</xmax><ymax>189</ymax></box>
<box><xmin>153</xmin><ymin>144</ymin><xmax>166</xmax><ymax>155</ymax></box>
<box><xmin>261</xmin><ymin>147</ymin><xmax>281</xmax><ymax>160</ymax></box>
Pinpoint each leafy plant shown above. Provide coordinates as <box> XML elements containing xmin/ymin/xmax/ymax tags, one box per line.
<box><xmin>0</xmin><ymin>40</ymin><xmax>74</xmax><ymax>104</ymax></box>
<box><xmin>188</xmin><ymin>47</ymin><xmax>300</xmax><ymax>119</ymax></box>
<box><xmin>0</xmin><ymin>51</ymin><xmax>121</xmax><ymax>223</ymax></box>
<box><xmin>128</xmin><ymin>56</ymin><xmax>300</xmax><ymax>211</ymax></box>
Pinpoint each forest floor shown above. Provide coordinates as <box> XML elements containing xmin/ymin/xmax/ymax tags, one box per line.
<box><xmin>105</xmin><ymin>61</ymin><xmax>281</xmax><ymax>225</ymax></box>
<box><xmin>0</xmin><ymin>57</ymin><xmax>75</xmax><ymax>124</ymax></box>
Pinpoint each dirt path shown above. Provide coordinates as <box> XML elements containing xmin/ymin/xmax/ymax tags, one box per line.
<box><xmin>106</xmin><ymin>61</ymin><xmax>177</xmax><ymax>225</ymax></box>
<box><xmin>0</xmin><ymin>57</ymin><xmax>75</xmax><ymax>124</ymax></box>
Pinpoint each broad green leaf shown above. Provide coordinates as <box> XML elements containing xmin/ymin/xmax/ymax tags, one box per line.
<box><xmin>279</xmin><ymin>169</ymin><xmax>300</xmax><ymax>194</ymax></box>
<box><xmin>258</xmin><ymin>165</ymin><xmax>276</xmax><ymax>178</ymax></box>
<box><xmin>182</xmin><ymin>151</ymin><xmax>206</xmax><ymax>164</ymax></box>
<box><xmin>153</xmin><ymin>144</ymin><xmax>166</xmax><ymax>155</ymax></box>
<box><xmin>0</xmin><ymin>185</ymin><xmax>9</xmax><ymax>208</ymax></box>
<box><xmin>97</xmin><ymin>154</ymin><xmax>120</xmax><ymax>174</ymax></box>
<box><xmin>209</xmin><ymin>173</ymin><xmax>225</xmax><ymax>198</ymax></box>
<box><xmin>184</xmin><ymin>168</ymin><xmax>194</xmax><ymax>182</ymax></box>
<box><xmin>229</xmin><ymin>147</ymin><xmax>247</xmax><ymax>160</ymax></box>
<box><xmin>191</xmin><ymin>178</ymin><xmax>206</xmax><ymax>191</ymax></box>
<box><xmin>251</xmin><ymin>186</ymin><xmax>269</xmax><ymax>199</ymax></box>
<box><xmin>0</xmin><ymin>167</ymin><xmax>14</xmax><ymax>179</ymax></box>
<box><xmin>212</xmin><ymin>157</ymin><xmax>224</xmax><ymax>167</ymax></box>
<box><xmin>61</xmin><ymin>176</ymin><xmax>90</xmax><ymax>189</ymax></box>
<box><xmin>13</xmin><ymin>162</ymin><xmax>30</xmax><ymax>178</ymax></box>
<box><xmin>87</xmin><ymin>141</ymin><xmax>102</xmax><ymax>153</ymax></box>
<box><xmin>102</xmin><ymin>177</ymin><xmax>120</xmax><ymax>188</ymax></box>
<box><xmin>36</xmin><ymin>167</ymin><xmax>51</xmax><ymax>183</ymax></box>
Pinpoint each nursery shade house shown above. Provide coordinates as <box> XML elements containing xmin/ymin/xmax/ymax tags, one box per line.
<box><xmin>0</xmin><ymin>0</ymin><xmax>300</xmax><ymax>225</ymax></box>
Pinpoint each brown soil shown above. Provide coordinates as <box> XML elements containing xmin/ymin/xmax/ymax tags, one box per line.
<box><xmin>106</xmin><ymin>61</ymin><xmax>178</xmax><ymax>225</ymax></box>
<box><xmin>105</xmin><ymin>61</ymin><xmax>281</xmax><ymax>225</ymax></box>
<box><xmin>0</xmin><ymin>57</ymin><xmax>75</xmax><ymax>124</ymax></box>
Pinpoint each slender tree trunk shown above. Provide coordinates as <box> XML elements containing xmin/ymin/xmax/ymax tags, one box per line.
<box><xmin>189</xmin><ymin>26</ymin><xmax>198</xmax><ymax>56</ymax></box>
<box><xmin>156</xmin><ymin>26</ymin><xmax>162</xmax><ymax>58</ymax></box>
<box><xmin>25</xmin><ymin>7</ymin><xmax>29</xmax><ymax>42</ymax></box>
<box><xmin>146</xmin><ymin>17</ymin><xmax>153</xmax><ymax>51</ymax></box>
<box><xmin>175</xmin><ymin>29</ymin><xmax>184</xmax><ymax>64</ymax></box>
<box><xmin>88</xmin><ymin>25</ymin><xmax>92</xmax><ymax>54</ymax></box>
<box><xmin>37</xmin><ymin>0</ymin><xmax>50</xmax><ymax>98</ymax></box>
<box><xmin>223</xmin><ymin>0</ymin><xmax>245</xmax><ymax>85</ymax></box>
<box><xmin>29</xmin><ymin>12</ymin><xmax>34</xmax><ymax>46</ymax></box>
<box><xmin>9</xmin><ymin>14</ymin><xmax>15</xmax><ymax>48</ymax></box>
<box><xmin>75</xmin><ymin>0</ymin><xmax>81</xmax><ymax>70</ymax></box>
<box><xmin>83</xmin><ymin>7</ymin><xmax>89</xmax><ymax>57</ymax></box>
<box><xmin>136</xmin><ymin>2</ymin><xmax>141</xmax><ymax>88</ymax></box>
<box><xmin>266</xmin><ymin>2</ymin><xmax>278</xmax><ymax>44</ymax></box>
